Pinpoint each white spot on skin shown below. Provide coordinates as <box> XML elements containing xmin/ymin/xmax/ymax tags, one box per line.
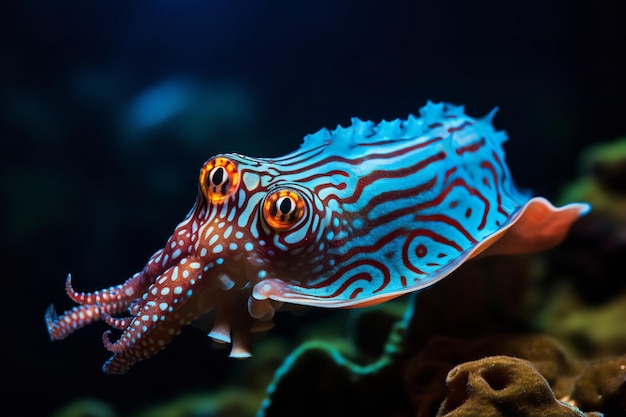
<box><xmin>229</xmin><ymin>243</ymin><xmax>237</xmax><ymax>250</ymax></box>
<box><xmin>245</xmin><ymin>242</ymin><xmax>254</xmax><ymax>251</ymax></box>
<box><xmin>242</xmin><ymin>172</ymin><xmax>260</xmax><ymax>191</ymax></box>
<box><xmin>189</xmin><ymin>262</ymin><xmax>201</xmax><ymax>269</ymax></box>
<box><xmin>218</xmin><ymin>273</ymin><xmax>235</xmax><ymax>290</ymax></box>
<box><xmin>160</xmin><ymin>287</ymin><xmax>170</xmax><ymax>296</ymax></box>
<box><xmin>213</xmin><ymin>244</ymin><xmax>223</xmax><ymax>253</ymax></box>
<box><xmin>182</xmin><ymin>269</ymin><xmax>189</xmax><ymax>278</ymax></box>
<box><xmin>200</xmin><ymin>248</ymin><xmax>207</xmax><ymax>257</ymax></box>
<box><xmin>209</xmin><ymin>234</ymin><xmax>219</xmax><ymax>246</ymax></box>
<box><xmin>171</xmin><ymin>267</ymin><xmax>179</xmax><ymax>281</ymax></box>
<box><xmin>172</xmin><ymin>248</ymin><xmax>182</xmax><ymax>259</ymax></box>
<box><xmin>235</xmin><ymin>231</ymin><xmax>243</xmax><ymax>239</ymax></box>
<box><xmin>159</xmin><ymin>302</ymin><xmax>168</xmax><ymax>311</ymax></box>
<box><xmin>174</xmin><ymin>286</ymin><xmax>183</xmax><ymax>294</ymax></box>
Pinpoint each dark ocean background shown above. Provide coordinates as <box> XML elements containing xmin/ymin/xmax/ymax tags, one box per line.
<box><xmin>2</xmin><ymin>1</ymin><xmax>624</xmax><ymax>415</ymax></box>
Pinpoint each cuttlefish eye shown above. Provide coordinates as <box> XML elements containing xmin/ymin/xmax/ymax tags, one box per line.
<box><xmin>199</xmin><ymin>157</ymin><xmax>240</xmax><ymax>203</ymax></box>
<box><xmin>262</xmin><ymin>187</ymin><xmax>306</xmax><ymax>231</ymax></box>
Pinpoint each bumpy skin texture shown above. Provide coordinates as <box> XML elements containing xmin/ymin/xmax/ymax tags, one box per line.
<box><xmin>45</xmin><ymin>102</ymin><xmax>588</xmax><ymax>373</ymax></box>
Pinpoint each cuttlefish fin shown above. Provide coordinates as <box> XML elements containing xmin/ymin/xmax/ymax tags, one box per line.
<box><xmin>469</xmin><ymin>197</ymin><xmax>590</xmax><ymax>259</ymax></box>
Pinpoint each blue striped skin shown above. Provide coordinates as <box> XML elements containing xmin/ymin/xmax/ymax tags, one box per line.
<box><xmin>245</xmin><ymin>101</ymin><xmax>527</xmax><ymax>307</ymax></box>
<box><xmin>45</xmin><ymin>101</ymin><xmax>589</xmax><ymax>373</ymax></box>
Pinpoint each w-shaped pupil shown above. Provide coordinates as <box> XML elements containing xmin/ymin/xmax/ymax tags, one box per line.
<box><xmin>211</xmin><ymin>167</ymin><xmax>225</xmax><ymax>186</ymax></box>
<box><xmin>279</xmin><ymin>198</ymin><xmax>292</xmax><ymax>215</ymax></box>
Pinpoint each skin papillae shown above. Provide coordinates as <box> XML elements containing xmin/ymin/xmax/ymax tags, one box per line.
<box><xmin>45</xmin><ymin>101</ymin><xmax>590</xmax><ymax>374</ymax></box>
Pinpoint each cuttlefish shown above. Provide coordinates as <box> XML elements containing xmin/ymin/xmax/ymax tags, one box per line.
<box><xmin>46</xmin><ymin>101</ymin><xmax>589</xmax><ymax>374</ymax></box>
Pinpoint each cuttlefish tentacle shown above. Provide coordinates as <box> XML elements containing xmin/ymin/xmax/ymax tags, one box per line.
<box><xmin>101</xmin><ymin>257</ymin><xmax>205</xmax><ymax>353</ymax></box>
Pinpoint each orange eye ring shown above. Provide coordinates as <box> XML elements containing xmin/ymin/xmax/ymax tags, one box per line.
<box><xmin>262</xmin><ymin>188</ymin><xmax>306</xmax><ymax>231</ymax></box>
<box><xmin>199</xmin><ymin>157</ymin><xmax>240</xmax><ymax>203</ymax></box>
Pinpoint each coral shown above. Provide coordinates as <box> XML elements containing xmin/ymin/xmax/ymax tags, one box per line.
<box><xmin>569</xmin><ymin>355</ymin><xmax>626</xmax><ymax>416</ymax></box>
<box><xmin>258</xmin><ymin>301</ymin><xmax>413</xmax><ymax>417</ymax></box>
<box><xmin>258</xmin><ymin>340</ymin><xmax>408</xmax><ymax>417</ymax></box>
<box><xmin>436</xmin><ymin>356</ymin><xmax>599</xmax><ymax>417</ymax></box>
<box><xmin>260</xmin><ymin>309</ymin><xmax>622</xmax><ymax>417</ymax></box>
<box><xmin>403</xmin><ymin>334</ymin><xmax>582</xmax><ymax>416</ymax></box>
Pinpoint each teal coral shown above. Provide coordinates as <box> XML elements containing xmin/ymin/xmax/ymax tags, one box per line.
<box><xmin>258</xmin><ymin>297</ymin><xmax>414</xmax><ymax>417</ymax></box>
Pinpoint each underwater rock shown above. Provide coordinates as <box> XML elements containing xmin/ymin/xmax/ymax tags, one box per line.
<box><xmin>404</xmin><ymin>334</ymin><xmax>581</xmax><ymax>417</ymax></box>
<box><xmin>569</xmin><ymin>355</ymin><xmax>626</xmax><ymax>417</ymax></box>
<box><xmin>260</xmin><ymin>320</ymin><xmax>621</xmax><ymax>417</ymax></box>
<box><xmin>436</xmin><ymin>355</ymin><xmax>598</xmax><ymax>417</ymax></box>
